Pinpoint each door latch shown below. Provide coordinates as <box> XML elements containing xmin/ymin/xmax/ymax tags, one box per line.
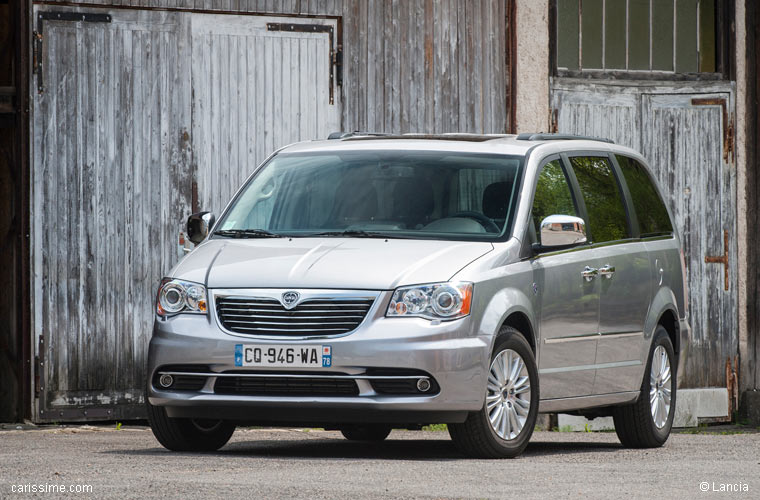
<box><xmin>581</xmin><ymin>266</ymin><xmax>598</xmax><ymax>282</ymax></box>
<box><xmin>599</xmin><ymin>264</ymin><xmax>616</xmax><ymax>279</ymax></box>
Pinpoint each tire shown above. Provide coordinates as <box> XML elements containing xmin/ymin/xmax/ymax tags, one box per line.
<box><xmin>340</xmin><ymin>425</ymin><xmax>392</xmax><ymax>441</ymax></box>
<box><xmin>613</xmin><ymin>325</ymin><xmax>677</xmax><ymax>448</ymax></box>
<box><xmin>146</xmin><ymin>400</ymin><xmax>236</xmax><ymax>452</ymax></box>
<box><xmin>448</xmin><ymin>327</ymin><xmax>539</xmax><ymax>458</ymax></box>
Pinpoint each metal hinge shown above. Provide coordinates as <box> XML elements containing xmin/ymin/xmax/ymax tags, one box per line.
<box><xmin>691</xmin><ymin>97</ymin><xmax>734</xmax><ymax>164</ymax></box>
<box><xmin>33</xmin><ymin>11</ymin><xmax>112</xmax><ymax>94</ymax></box>
<box><xmin>704</xmin><ymin>229</ymin><xmax>729</xmax><ymax>291</ymax></box>
<box><xmin>725</xmin><ymin>114</ymin><xmax>735</xmax><ymax>164</ymax></box>
<box><xmin>266</xmin><ymin>22</ymin><xmax>339</xmax><ymax>105</ymax></box>
<box><xmin>332</xmin><ymin>43</ymin><xmax>343</xmax><ymax>89</ymax></box>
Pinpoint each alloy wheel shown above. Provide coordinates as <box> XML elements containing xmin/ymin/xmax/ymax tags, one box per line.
<box><xmin>649</xmin><ymin>345</ymin><xmax>672</xmax><ymax>429</ymax></box>
<box><xmin>486</xmin><ymin>349</ymin><xmax>531</xmax><ymax>440</ymax></box>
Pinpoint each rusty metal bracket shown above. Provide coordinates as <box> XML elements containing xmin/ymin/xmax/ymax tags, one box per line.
<box><xmin>266</xmin><ymin>22</ymin><xmax>339</xmax><ymax>105</ymax></box>
<box><xmin>725</xmin><ymin>356</ymin><xmax>739</xmax><ymax>418</ymax></box>
<box><xmin>34</xmin><ymin>11</ymin><xmax>112</xmax><ymax>94</ymax></box>
<box><xmin>691</xmin><ymin>97</ymin><xmax>734</xmax><ymax>163</ymax></box>
<box><xmin>704</xmin><ymin>229</ymin><xmax>729</xmax><ymax>291</ymax></box>
<box><xmin>549</xmin><ymin>108</ymin><xmax>558</xmax><ymax>133</ymax></box>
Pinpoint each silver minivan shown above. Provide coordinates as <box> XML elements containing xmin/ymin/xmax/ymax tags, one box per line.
<box><xmin>146</xmin><ymin>133</ymin><xmax>689</xmax><ymax>458</ymax></box>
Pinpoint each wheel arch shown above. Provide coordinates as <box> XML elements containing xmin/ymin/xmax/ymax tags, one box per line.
<box><xmin>500</xmin><ymin>311</ymin><xmax>537</xmax><ymax>355</ymax></box>
<box><xmin>642</xmin><ymin>286</ymin><xmax>682</xmax><ymax>364</ymax></box>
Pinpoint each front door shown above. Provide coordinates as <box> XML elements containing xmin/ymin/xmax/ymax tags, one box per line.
<box><xmin>531</xmin><ymin>158</ymin><xmax>599</xmax><ymax>399</ymax></box>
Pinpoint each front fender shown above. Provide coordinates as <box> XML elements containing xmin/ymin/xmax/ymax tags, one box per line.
<box><xmin>478</xmin><ymin>286</ymin><xmax>537</xmax><ymax>359</ymax></box>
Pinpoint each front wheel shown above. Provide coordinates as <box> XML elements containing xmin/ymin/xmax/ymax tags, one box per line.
<box><xmin>146</xmin><ymin>400</ymin><xmax>236</xmax><ymax>452</ymax></box>
<box><xmin>613</xmin><ymin>325</ymin><xmax>677</xmax><ymax>448</ymax></box>
<box><xmin>449</xmin><ymin>327</ymin><xmax>539</xmax><ymax>458</ymax></box>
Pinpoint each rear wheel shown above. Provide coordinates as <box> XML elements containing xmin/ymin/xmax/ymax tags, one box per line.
<box><xmin>449</xmin><ymin>327</ymin><xmax>539</xmax><ymax>458</ymax></box>
<box><xmin>613</xmin><ymin>325</ymin><xmax>677</xmax><ymax>448</ymax></box>
<box><xmin>340</xmin><ymin>425</ymin><xmax>392</xmax><ymax>441</ymax></box>
<box><xmin>146</xmin><ymin>400</ymin><xmax>236</xmax><ymax>452</ymax></box>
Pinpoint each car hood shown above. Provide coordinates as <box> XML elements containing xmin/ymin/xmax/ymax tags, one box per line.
<box><xmin>171</xmin><ymin>237</ymin><xmax>493</xmax><ymax>290</ymax></box>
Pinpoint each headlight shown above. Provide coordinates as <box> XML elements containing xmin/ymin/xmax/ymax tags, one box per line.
<box><xmin>387</xmin><ymin>282</ymin><xmax>473</xmax><ymax>320</ymax></box>
<box><xmin>156</xmin><ymin>278</ymin><xmax>207</xmax><ymax>317</ymax></box>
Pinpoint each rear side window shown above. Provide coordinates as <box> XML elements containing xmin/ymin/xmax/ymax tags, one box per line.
<box><xmin>616</xmin><ymin>155</ymin><xmax>674</xmax><ymax>237</ymax></box>
<box><xmin>568</xmin><ymin>156</ymin><xmax>630</xmax><ymax>243</ymax></box>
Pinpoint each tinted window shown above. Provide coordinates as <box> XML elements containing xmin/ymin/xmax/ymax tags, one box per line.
<box><xmin>531</xmin><ymin>160</ymin><xmax>579</xmax><ymax>245</ymax></box>
<box><xmin>216</xmin><ymin>151</ymin><xmax>522</xmax><ymax>240</ymax></box>
<box><xmin>569</xmin><ymin>156</ymin><xmax>630</xmax><ymax>243</ymax></box>
<box><xmin>616</xmin><ymin>155</ymin><xmax>673</xmax><ymax>237</ymax></box>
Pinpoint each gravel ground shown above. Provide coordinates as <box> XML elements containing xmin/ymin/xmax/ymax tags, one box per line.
<box><xmin>0</xmin><ymin>425</ymin><xmax>758</xmax><ymax>499</ymax></box>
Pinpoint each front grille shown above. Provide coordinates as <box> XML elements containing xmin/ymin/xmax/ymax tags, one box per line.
<box><xmin>214</xmin><ymin>374</ymin><xmax>359</xmax><ymax>397</ymax></box>
<box><xmin>216</xmin><ymin>296</ymin><xmax>374</xmax><ymax>336</ymax></box>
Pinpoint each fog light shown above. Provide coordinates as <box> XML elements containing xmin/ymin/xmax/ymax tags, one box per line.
<box><xmin>416</xmin><ymin>378</ymin><xmax>431</xmax><ymax>392</ymax></box>
<box><xmin>159</xmin><ymin>374</ymin><xmax>174</xmax><ymax>388</ymax></box>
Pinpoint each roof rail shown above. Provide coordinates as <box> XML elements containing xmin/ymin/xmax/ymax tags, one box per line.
<box><xmin>327</xmin><ymin>131</ymin><xmax>393</xmax><ymax>140</ymax></box>
<box><xmin>515</xmin><ymin>133</ymin><xmax>614</xmax><ymax>144</ymax></box>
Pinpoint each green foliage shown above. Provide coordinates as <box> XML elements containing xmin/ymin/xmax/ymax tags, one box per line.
<box><xmin>115</xmin><ymin>422</ymin><xmax>122</xmax><ymax>431</ymax></box>
<box><xmin>553</xmin><ymin>425</ymin><xmax>574</xmax><ymax>433</ymax></box>
<box><xmin>422</xmin><ymin>423</ymin><xmax>448</xmax><ymax>432</ymax></box>
<box><xmin>569</xmin><ymin>156</ymin><xmax>628</xmax><ymax>243</ymax></box>
<box><xmin>616</xmin><ymin>155</ymin><xmax>673</xmax><ymax>237</ymax></box>
<box><xmin>531</xmin><ymin>160</ymin><xmax>578</xmax><ymax>238</ymax></box>
<box><xmin>584</xmin><ymin>423</ymin><xmax>592</xmax><ymax>433</ymax></box>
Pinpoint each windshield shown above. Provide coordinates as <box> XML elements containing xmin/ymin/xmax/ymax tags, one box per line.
<box><xmin>214</xmin><ymin>150</ymin><xmax>524</xmax><ymax>241</ymax></box>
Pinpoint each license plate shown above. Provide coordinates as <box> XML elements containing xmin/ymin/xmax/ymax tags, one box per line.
<box><xmin>234</xmin><ymin>344</ymin><xmax>332</xmax><ymax>368</ymax></box>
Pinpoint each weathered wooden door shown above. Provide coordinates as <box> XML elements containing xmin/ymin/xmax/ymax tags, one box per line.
<box><xmin>31</xmin><ymin>7</ymin><xmax>342</xmax><ymax>421</ymax></box>
<box><xmin>641</xmin><ymin>92</ymin><xmax>737</xmax><ymax>388</ymax></box>
<box><xmin>551</xmin><ymin>81</ymin><xmax>738</xmax><ymax>389</ymax></box>
<box><xmin>190</xmin><ymin>14</ymin><xmax>341</xmax><ymax>214</ymax></box>
<box><xmin>31</xmin><ymin>8</ymin><xmax>192</xmax><ymax>420</ymax></box>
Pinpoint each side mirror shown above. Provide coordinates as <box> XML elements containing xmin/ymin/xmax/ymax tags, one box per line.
<box><xmin>537</xmin><ymin>214</ymin><xmax>587</xmax><ymax>249</ymax></box>
<box><xmin>187</xmin><ymin>212</ymin><xmax>215</xmax><ymax>245</ymax></box>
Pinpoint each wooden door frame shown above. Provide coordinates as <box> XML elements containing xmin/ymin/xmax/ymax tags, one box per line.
<box><xmin>13</xmin><ymin>0</ymin><xmax>32</xmax><ymax>422</ymax></box>
<box><xmin>745</xmin><ymin>0</ymin><xmax>760</xmax><ymax>394</ymax></box>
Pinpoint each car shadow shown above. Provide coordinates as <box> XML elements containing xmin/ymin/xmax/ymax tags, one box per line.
<box><xmin>108</xmin><ymin>436</ymin><xmax>623</xmax><ymax>461</ymax></box>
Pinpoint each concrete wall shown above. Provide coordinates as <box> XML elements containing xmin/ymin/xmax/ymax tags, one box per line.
<box><xmin>513</xmin><ymin>0</ymin><xmax>549</xmax><ymax>133</ymax></box>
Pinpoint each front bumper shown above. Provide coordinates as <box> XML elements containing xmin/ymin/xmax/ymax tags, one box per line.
<box><xmin>147</xmin><ymin>291</ymin><xmax>490</xmax><ymax>424</ymax></box>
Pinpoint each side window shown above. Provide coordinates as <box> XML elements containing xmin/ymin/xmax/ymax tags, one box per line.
<box><xmin>531</xmin><ymin>160</ymin><xmax>579</xmax><ymax>244</ymax></box>
<box><xmin>568</xmin><ymin>156</ymin><xmax>630</xmax><ymax>243</ymax></box>
<box><xmin>616</xmin><ymin>155</ymin><xmax>674</xmax><ymax>237</ymax></box>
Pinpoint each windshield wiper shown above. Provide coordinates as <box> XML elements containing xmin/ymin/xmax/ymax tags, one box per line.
<box><xmin>310</xmin><ymin>230</ymin><xmax>393</xmax><ymax>238</ymax></box>
<box><xmin>214</xmin><ymin>229</ymin><xmax>283</xmax><ymax>238</ymax></box>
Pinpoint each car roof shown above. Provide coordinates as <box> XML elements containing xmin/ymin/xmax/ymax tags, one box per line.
<box><xmin>277</xmin><ymin>133</ymin><xmax>644</xmax><ymax>161</ymax></box>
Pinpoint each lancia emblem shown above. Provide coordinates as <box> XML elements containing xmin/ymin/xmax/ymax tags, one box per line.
<box><xmin>281</xmin><ymin>291</ymin><xmax>300</xmax><ymax>309</ymax></box>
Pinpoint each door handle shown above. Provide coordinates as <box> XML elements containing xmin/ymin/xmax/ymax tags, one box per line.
<box><xmin>599</xmin><ymin>264</ymin><xmax>616</xmax><ymax>279</ymax></box>
<box><xmin>582</xmin><ymin>266</ymin><xmax>598</xmax><ymax>282</ymax></box>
